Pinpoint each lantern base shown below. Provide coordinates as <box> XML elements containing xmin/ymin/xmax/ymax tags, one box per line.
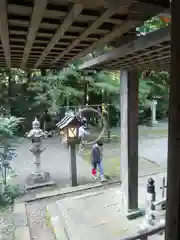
<box><xmin>26</xmin><ymin>171</ymin><xmax>55</xmax><ymax>190</ymax></box>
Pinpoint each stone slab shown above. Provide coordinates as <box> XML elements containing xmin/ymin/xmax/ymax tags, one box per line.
<box><xmin>13</xmin><ymin>202</ymin><xmax>26</xmax><ymax>213</ymax></box>
<box><xmin>25</xmin><ymin>180</ymin><xmax>55</xmax><ymax>190</ymax></box>
<box><xmin>15</xmin><ymin>227</ymin><xmax>30</xmax><ymax>240</ymax></box>
<box><xmin>26</xmin><ymin>180</ymin><xmax>120</xmax><ymax>202</ymax></box>
<box><xmin>47</xmin><ymin>173</ymin><xmax>166</xmax><ymax>240</ymax></box>
<box><xmin>13</xmin><ymin>213</ymin><xmax>27</xmax><ymax>228</ymax></box>
<box><xmin>46</xmin><ymin>203</ymin><xmax>68</xmax><ymax>240</ymax></box>
<box><xmin>126</xmin><ymin>209</ymin><xmax>145</xmax><ymax>220</ymax></box>
<box><xmin>48</xmin><ymin>186</ymin><xmax>146</xmax><ymax>240</ymax></box>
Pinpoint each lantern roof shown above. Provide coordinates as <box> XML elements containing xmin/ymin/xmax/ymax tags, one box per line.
<box><xmin>56</xmin><ymin>112</ymin><xmax>78</xmax><ymax>129</ymax></box>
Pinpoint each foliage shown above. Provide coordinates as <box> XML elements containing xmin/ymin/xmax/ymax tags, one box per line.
<box><xmin>28</xmin><ymin>66</ymin><xmax>84</xmax><ymax>114</ymax></box>
<box><xmin>0</xmin><ymin>116</ymin><xmax>22</xmax><ymax>184</ymax></box>
<box><xmin>0</xmin><ymin>116</ymin><xmax>23</xmax><ymax>142</ymax></box>
<box><xmin>139</xmin><ymin>71</ymin><xmax>169</xmax><ymax>122</ymax></box>
<box><xmin>136</xmin><ymin>15</ymin><xmax>170</xmax><ymax>121</ymax></box>
<box><xmin>0</xmin><ymin>184</ymin><xmax>22</xmax><ymax>206</ymax></box>
<box><xmin>0</xmin><ymin>16</ymin><xmax>170</xmax><ymax>127</ymax></box>
<box><xmin>137</xmin><ymin>15</ymin><xmax>169</xmax><ymax>35</ymax></box>
<box><xmin>90</xmin><ymin>71</ymin><xmax>119</xmax><ymax>94</ymax></box>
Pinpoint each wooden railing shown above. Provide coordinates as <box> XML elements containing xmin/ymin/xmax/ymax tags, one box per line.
<box><xmin>119</xmin><ymin>223</ymin><xmax>165</xmax><ymax>240</ymax></box>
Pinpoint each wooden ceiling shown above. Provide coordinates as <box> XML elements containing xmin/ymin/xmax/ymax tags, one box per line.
<box><xmin>79</xmin><ymin>26</ymin><xmax>170</xmax><ymax>72</ymax></box>
<box><xmin>0</xmin><ymin>0</ymin><xmax>170</xmax><ymax>69</ymax></box>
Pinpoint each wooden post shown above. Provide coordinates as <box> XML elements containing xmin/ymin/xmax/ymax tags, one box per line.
<box><xmin>165</xmin><ymin>1</ymin><xmax>180</xmax><ymax>239</ymax></box>
<box><xmin>70</xmin><ymin>143</ymin><xmax>77</xmax><ymax>187</ymax></box>
<box><xmin>120</xmin><ymin>69</ymin><xmax>141</xmax><ymax>219</ymax></box>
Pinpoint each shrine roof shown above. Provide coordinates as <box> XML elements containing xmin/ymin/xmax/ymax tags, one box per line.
<box><xmin>0</xmin><ymin>0</ymin><xmax>169</xmax><ymax>69</ymax></box>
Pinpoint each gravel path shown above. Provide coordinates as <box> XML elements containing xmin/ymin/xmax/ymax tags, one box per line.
<box><xmin>26</xmin><ymin>200</ymin><xmax>55</xmax><ymax>240</ymax></box>
<box><xmin>0</xmin><ymin>206</ymin><xmax>14</xmax><ymax>240</ymax></box>
<box><xmin>11</xmin><ymin>137</ymin><xmax>92</xmax><ymax>189</ymax></box>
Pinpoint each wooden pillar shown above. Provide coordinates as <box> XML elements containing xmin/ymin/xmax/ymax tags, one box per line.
<box><xmin>120</xmin><ymin>69</ymin><xmax>141</xmax><ymax>219</ymax></box>
<box><xmin>165</xmin><ymin>1</ymin><xmax>180</xmax><ymax>239</ymax></box>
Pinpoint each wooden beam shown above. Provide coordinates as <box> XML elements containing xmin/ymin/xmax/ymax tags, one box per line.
<box><xmin>106</xmin><ymin>55</ymin><xmax>170</xmax><ymax>70</ymax></box>
<box><xmin>61</xmin><ymin>2</ymin><xmax>168</xmax><ymax>66</ymax></box>
<box><xmin>0</xmin><ymin>0</ymin><xmax>11</xmax><ymax>68</ymax></box>
<box><xmin>34</xmin><ymin>3</ymin><xmax>83</xmax><ymax>69</ymax></box>
<box><xmin>50</xmin><ymin>0</ymin><xmax>134</xmax><ymax>65</ymax></box>
<box><xmin>79</xmin><ymin>26</ymin><xmax>170</xmax><ymax>70</ymax></box>
<box><xmin>107</xmin><ymin>45</ymin><xmax>170</xmax><ymax>67</ymax></box>
<box><xmin>20</xmin><ymin>0</ymin><xmax>48</xmax><ymax>69</ymax></box>
<box><xmin>66</xmin><ymin>21</ymin><xmax>140</xmax><ymax>65</ymax></box>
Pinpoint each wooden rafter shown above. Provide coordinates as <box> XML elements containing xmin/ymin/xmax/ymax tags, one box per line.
<box><xmin>106</xmin><ymin>45</ymin><xmax>170</xmax><ymax>68</ymax></box>
<box><xmin>0</xmin><ymin>0</ymin><xmax>11</xmax><ymax>68</ymax></box>
<box><xmin>0</xmin><ymin>0</ymin><xmax>170</xmax><ymax>69</ymax></box>
<box><xmin>20</xmin><ymin>0</ymin><xmax>47</xmax><ymax>69</ymax></box>
<box><xmin>55</xmin><ymin>2</ymin><xmax>167</xmax><ymax>66</ymax></box>
<box><xmin>50</xmin><ymin>0</ymin><xmax>134</xmax><ymax>65</ymax></box>
<box><xmin>34</xmin><ymin>3</ymin><xmax>83</xmax><ymax>68</ymax></box>
<box><xmin>69</xmin><ymin>21</ymin><xmax>139</xmax><ymax>64</ymax></box>
<box><xmin>79</xmin><ymin>26</ymin><xmax>170</xmax><ymax>70</ymax></box>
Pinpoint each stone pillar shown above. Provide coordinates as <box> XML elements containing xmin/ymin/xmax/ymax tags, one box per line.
<box><xmin>166</xmin><ymin>1</ymin><xmax>180</xmax><ymax>239</ymax></box>
<box><xmin>150</xmin><ymin>100</ymin><xmax>158</xmax><ymax>126</ymax></box>
<box><xmin>120</xmin><ymin>69</ymin><xmax>142</xmax><ymax>219</ymax></box>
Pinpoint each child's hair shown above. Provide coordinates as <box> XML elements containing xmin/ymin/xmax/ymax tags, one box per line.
<box><xmin>96</xmin><ymin>139</ymin><xmax>103</xmax><ymax>146</ymax></box>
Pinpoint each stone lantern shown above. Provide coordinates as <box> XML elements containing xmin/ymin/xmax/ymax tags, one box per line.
<box><xmin>26</xmin><ymin>117</ymin><xmax>54</xmax><ymax>189</ymax></box>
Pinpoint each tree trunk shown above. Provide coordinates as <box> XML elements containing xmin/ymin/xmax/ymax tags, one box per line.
<box><xmin>84</xmin><ymin>80</ymin><xmax>88</xmax><ymax>106</ymax></box>
<box><xmin>7</xmin><ymin>69</ymin><xmax>12</xmax><ymax>115</ymax></box>
<box><xmin>40</xmin><ymin>69</ymin><xmax>46</xmax><ymax>76</ymax></box>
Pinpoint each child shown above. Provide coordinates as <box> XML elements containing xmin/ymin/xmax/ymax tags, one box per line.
<box><xmin>78</xmin><ymin>124</ymin><xmax>90</xmax><ymax>152</ymax></box>
<box><xmin>91</xmin><ymin>140</ymin><xmax>105</xmax><ymax>182</ymax></box>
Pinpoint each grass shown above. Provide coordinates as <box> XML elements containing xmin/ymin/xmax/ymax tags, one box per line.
<box><xmin>139</xmin><ymin>129</ymin><xmax>168</xmax><ymax>135</ymax></box>
<box><xmin>87</xmin><ymin>126</ymin><xmax>168</xmax><ymax>145</ymax></box>
<box><xmin>81</xmin><ymin>142</ymin><xmax>165</xmax><ymax>179</ymax></box>
<box><xmin>81</xmin><ymin>148</ymin><xmax>120</xmax><ymax>179</ymax></box>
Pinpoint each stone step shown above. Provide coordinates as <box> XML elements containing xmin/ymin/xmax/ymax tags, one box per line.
<box><xmin>15</xmin><ymin>227</ymin><xmax>30</xmax><ymax>240</ymax></box>
<box><xmin>13</xmin><ymin>202</ymin><xmax>30</xmax><ymax>240</ymax></box>
<box><xmin>47</xmin><ymin>187</ymin><xmax>149</xmax><ymax>240</ymax></box>
<box><xmin>46</xmin><ymin>203</ymin><xmax>69</xmax><ymax>240</ymax></box>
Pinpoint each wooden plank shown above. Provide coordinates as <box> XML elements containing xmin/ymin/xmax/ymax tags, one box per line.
<box><xmin>0</xmin><ymin>0</ymin><xmax>11</xmax><ymax>68</ymax></box>
<box><xmin>51</xmin><ymin>0</ymin><xmax>134</xmax><ymax>65</ymax></box>
<box><xmin>8</xmin><ymin>4</ymin><xmax>32</xmax><ymax>16</ymax></box>
<box><xmin>109</xmin><ymin>58</ymin><xmax>170</xmax><ymax>70</ymax></box>
<box><xmin>20</xmin><ymin>0</ymin><xmax>47</xmax><ymax>69</ymax></box>
<box><xmin>66</xmin><ymin>20</ymin><xmax>139</xmax><ymax>65</ymax></box>
<box><xmin>79</xmin><ymin>26</ymin><xmax>170</xmax><ymax>70</ymax></box>
<box><xmin>126</xmin><ymin>55</ymin><xmax>170</xmax><ymax>67</ymax></box>
<box><xmin>107</xmin><ymin>45</ymin><xmax>170</xmax><ymax>67</ymax></box>
<box><xmin>34</xmin><ymin>3</ymin><xmax>83</xmax><ymax>68</ymax></box>
<box><xmin>63</xmin><ymin>2</ymin><xmax>169</xmax><ymax>66</ymax></box>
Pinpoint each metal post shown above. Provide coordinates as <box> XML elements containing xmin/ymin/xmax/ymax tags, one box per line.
<box><xmin>147</xmin><ymin>178</ymin><xmax>156</xmax><ymax>210</ymax></box>
<box><xmin>70</xmin><ymin>143</ymin><xmax>77</xmax><ymax>186</ymax></box>
<box><xmin>140</xmin><ymin>178</ymin><xmax>156</xmax><ymax>229</ymax></box>
<box><xmin>146</xmin><ymin>178</ymin><xmax>156</xmax><ymax>224</ymax></box>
